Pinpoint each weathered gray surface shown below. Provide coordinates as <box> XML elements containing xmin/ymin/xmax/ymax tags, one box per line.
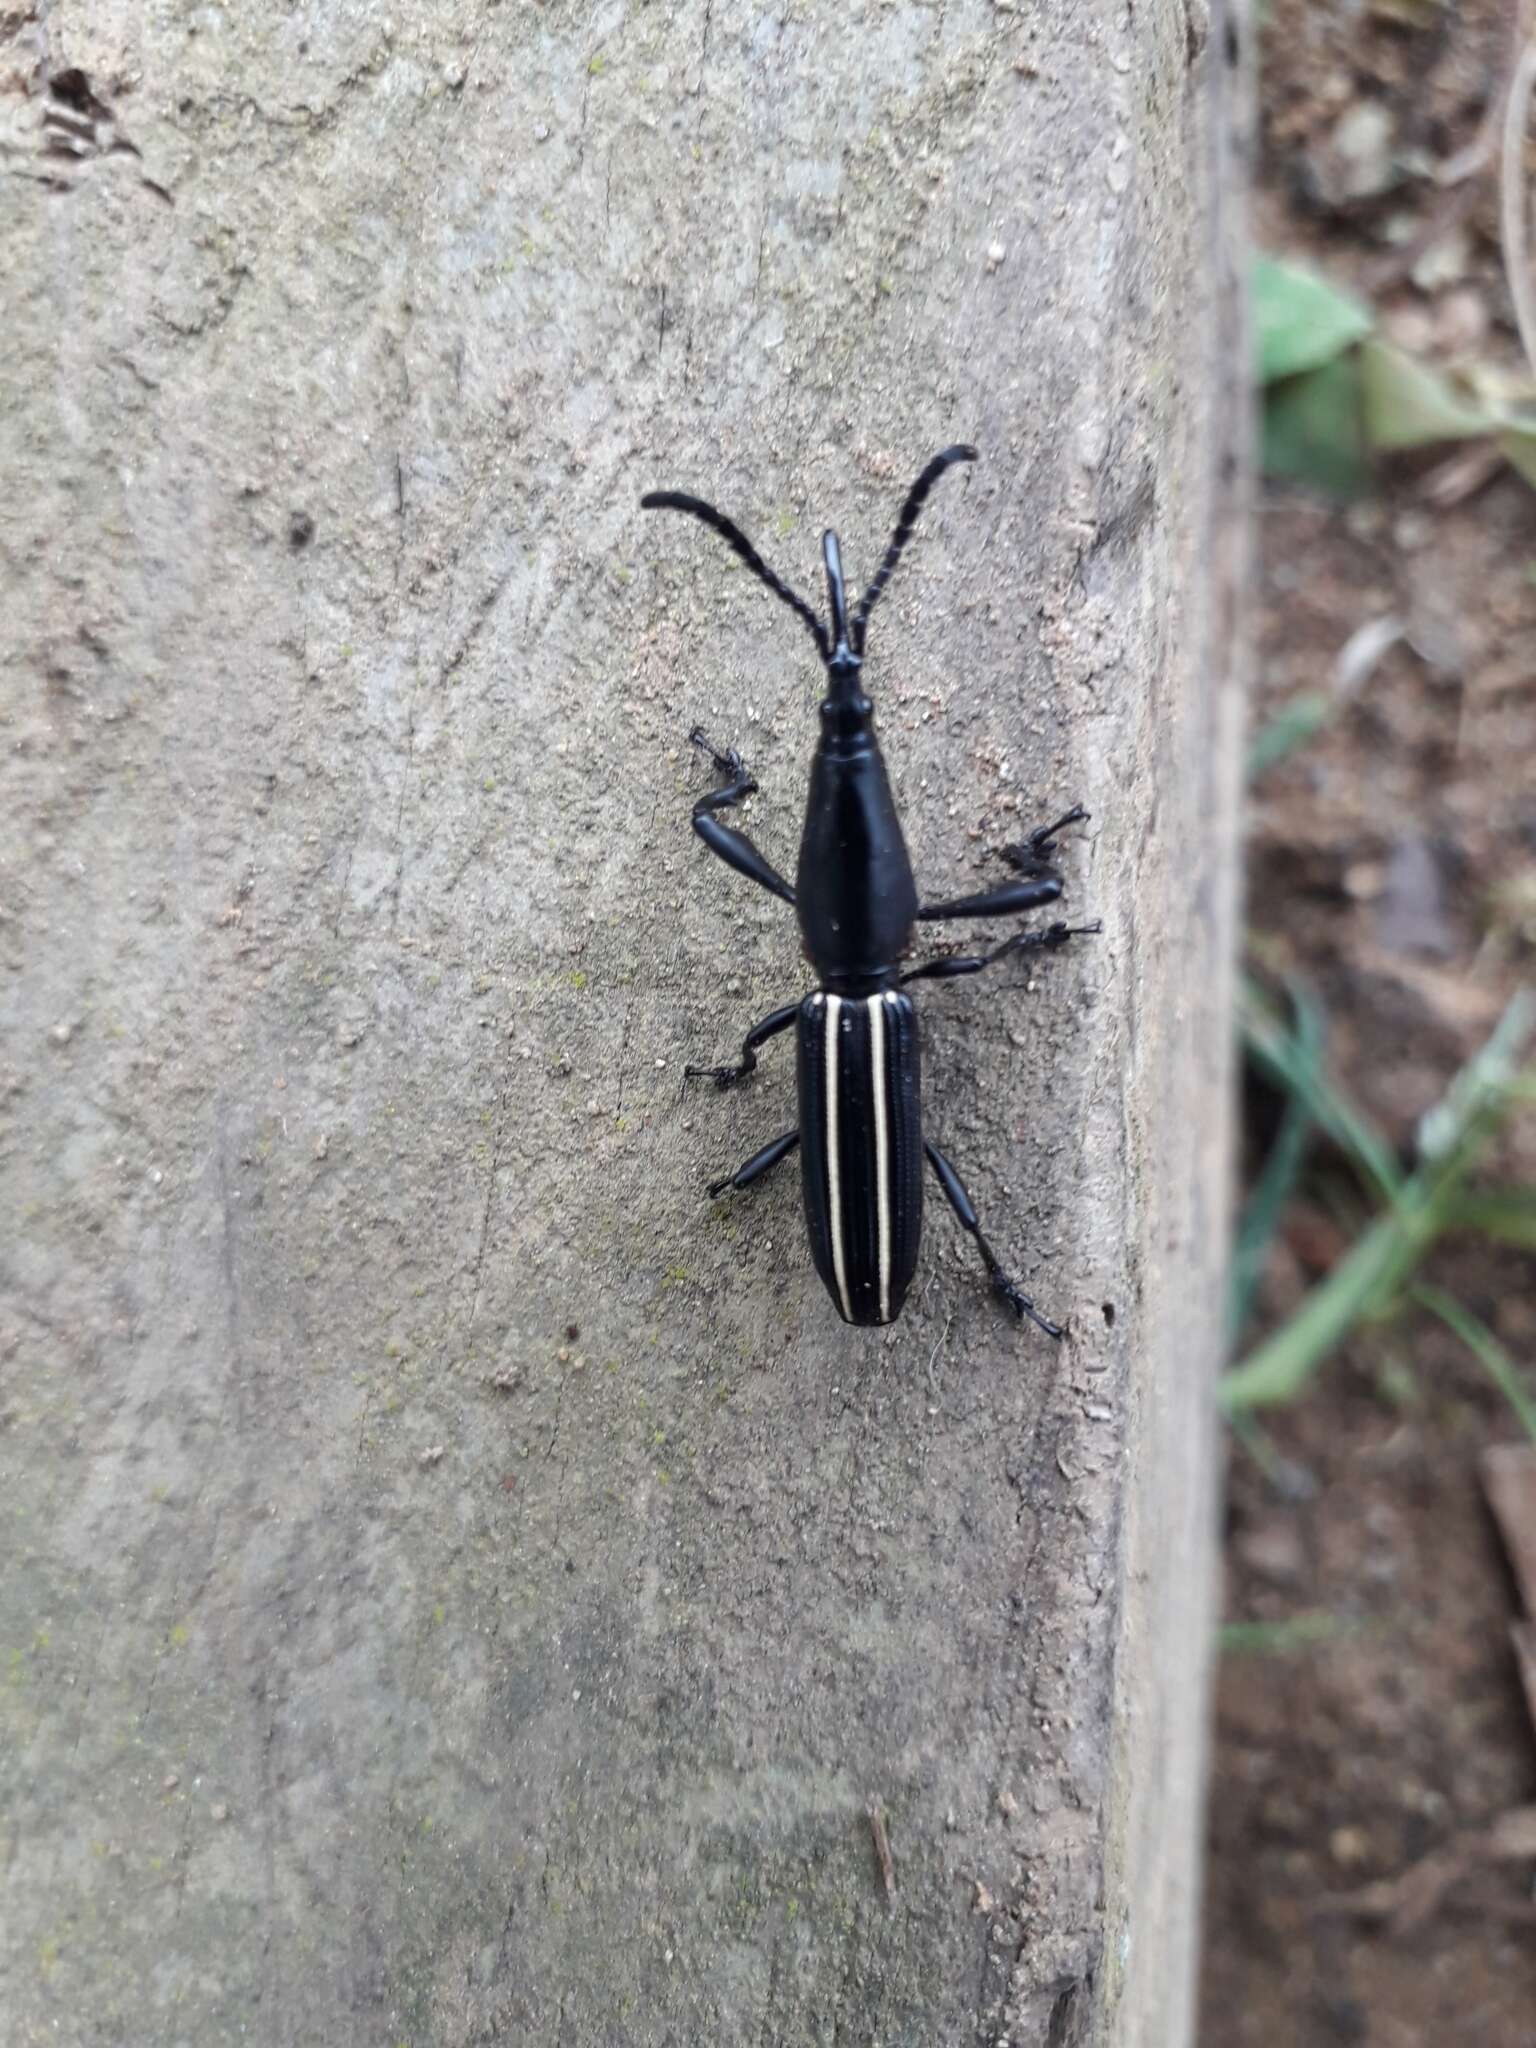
<box><xmin>1</xmin><ymin>2</ymin><xmax>1243</xmax><ymax>2043</ymax></box>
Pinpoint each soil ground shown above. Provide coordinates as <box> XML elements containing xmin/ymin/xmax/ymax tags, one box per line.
<box><xmin>1200</xmin><ymin>4</ymin><xmax>1536</xmax><ymax>2042</ymax></box>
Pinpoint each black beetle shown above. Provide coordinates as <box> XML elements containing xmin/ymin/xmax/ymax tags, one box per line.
<box><xmin>643</xmin><ymin>447</ymin><xmax>1097</xmax><ymax>1333</ymax></box>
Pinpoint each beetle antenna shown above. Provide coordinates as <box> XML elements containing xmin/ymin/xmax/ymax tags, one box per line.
<box><xmin>641</xmin><ymin>490</ymin><xmax>830</xmax><ymax>661</ymax></box>
<box><xmin>850</xmin><ymin>444</ymin><xmax>977</xmax><ymax>655</ymax></box>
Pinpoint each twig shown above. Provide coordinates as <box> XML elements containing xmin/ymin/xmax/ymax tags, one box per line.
<box><xmin>1438</xmin><ymin>0</ymin><xmax>1531</xmax><ymax>187</ymax></box>
<box><xmin>1500</xmin><ymin>31</ymin><xmax>1536</xmax><ymax>378</ymax></box>
<box><xmin>868</xmin><ymin>1804</ymin><xmax>896</xmax><ymax>1903</ymax></box>
<box><xmin>1321</xmin><ymin>1807</ymin><xmax>1536</xmax><ymax>1937</ymax></box>
<box><xmin>925</xmin><ymin>1312</ymin><xmax>952</xmax><ymax>1398</ymax></box>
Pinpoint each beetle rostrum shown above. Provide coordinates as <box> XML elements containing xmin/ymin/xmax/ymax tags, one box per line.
<box><xmin>642</xmin><ymin>447</ymin><xmax>1099</xmax><ymax>1334</ymax></box>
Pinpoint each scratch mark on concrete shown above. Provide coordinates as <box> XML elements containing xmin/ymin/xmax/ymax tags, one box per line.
<box><xmin>469</xmin><ymin>1051</ymin><xmax>515</xmax><ymax>1333</ymax></box>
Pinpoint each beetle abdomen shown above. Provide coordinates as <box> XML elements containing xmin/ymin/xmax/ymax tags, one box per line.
<box><xmin>797</xmin><ymin>991</ymin><xmax>923</xmax><ymax>1326</ymax></box>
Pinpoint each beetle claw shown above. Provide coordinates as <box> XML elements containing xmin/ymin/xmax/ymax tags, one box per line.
<box><xmin>998</xmin><ymin>847</ymin><xmax>1061</xmax><ymax>881</ymax></box>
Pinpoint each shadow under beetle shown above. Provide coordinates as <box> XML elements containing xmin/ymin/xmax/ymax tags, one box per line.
<box><xmin>642</xmin><ymin>446</ymin><xmax>1099</xmax><ymax>1334</ymax></box>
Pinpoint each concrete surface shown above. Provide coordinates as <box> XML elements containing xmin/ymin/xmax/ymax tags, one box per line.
<box><xmin>0</xmin><ymin>1</ymin><xmax>1245</xmax><ymax>2041</ymax></box>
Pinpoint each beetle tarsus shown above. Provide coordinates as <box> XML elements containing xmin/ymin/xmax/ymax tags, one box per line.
<box><xmin>925</xmin><ymin>1138</ymin><xmax>1064</xmax><ymax>1338</ymax></box>
<box><xmin>1036</xmin><ymin>917</ymin><xmax>1103</xmax><ymax>949</ymax></box>
<box><xmin>1002</xmin><ymin>803</ymin><xmax>1091</xmax><ymax>872</ymax></box>
<box><xmin>990</xmin><ymin>917</ymin><xmax>1103</xmax><ymax>962</ymax></box>
<box><xmin>902</xmin><ymin>917</ymin><xmax>1101</xmax><ymax>985</ymax></box>
<box><xmin>687</xmin><ymin>728</ymin><xmax>796</xmax><ymax>906</ymax></box>
<box><xmin>991</xmin><ymin>1271</ymin><xmax>1066</xmax><ymax>1341</ymax></box>
<box><xmin>689</xmin><ymin>725</ymin><xmax>751</xmax><ymax>783</ymax></box>
<box><xmin>686</xmin><ymin>999</ymin><xmax>799</xmax><ymax>1090</ymax></box>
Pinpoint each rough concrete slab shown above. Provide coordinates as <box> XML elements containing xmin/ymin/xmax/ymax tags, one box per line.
<box><xmin>0</xmin><ymin>2</ymin><xmax>1245</xmax><ymax>2041</ymax></box>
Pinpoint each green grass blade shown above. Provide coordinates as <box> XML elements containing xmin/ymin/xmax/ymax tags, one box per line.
<box><xmin>1415</xmin><ymin>992</ymin><xmax>1536</xmax><ymax>1167</ymax></box>
<box><xmin>1223</xmin><ymin>995</ymin><xmax>1536</xmax><ymax>1415</ymax></box>
<box><xmin>1230</xmin><ymin>992</ymin><xmax>1325</xmax><ymax>1341</ymax></box>
<box><xmin>1220</xmin><ymin>1613</ymin><xmax>1356</xmax><ymax>1656</ymax></box>
<box><xmin>1220</xmin><ymin>1199</ymin><xmax>1436</xmax><ymax>1413</ymax></box>
<box><xmin>1241</xmin><ymin>978</ymin><xmax>1404</xmax><ymax>1204</ymax></box>
<box><xmin>1227</xmin><ymin>1409</ymin><xmax>1316</xmax><ymax>1498</ymax></box>
<box><xmin>1414</xmin><ymin>1285</ymin><xmax>1536</xmax><ymax>1447</ymax></box>
<box><xmin>1247</xmin><ymin>692</ymin><xmax>1333</xmax><ymax>780</ymax></box>
<box><xmin>1439</xmin><ymin>1188</ymin><xmax>1536</xmax><ymax>1249</ymax></box>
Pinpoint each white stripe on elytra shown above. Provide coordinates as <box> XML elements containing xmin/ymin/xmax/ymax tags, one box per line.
<box><xmin>823</xmin><ymin>994</ymin><xmax>852</xmax><ymax>1321</ymax></box>
<box><xmin>869</xmin><ymin>995</ymin><xmax>892</xmax><ymax>1323</ymax></box>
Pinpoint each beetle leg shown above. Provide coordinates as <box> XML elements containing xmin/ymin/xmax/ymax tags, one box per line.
<box><xmin>708</xmin><ymin>1129</ymin><xmax>800</xmax><ymax>1199</ymax></box>
<box><xmin>688</xmin><ymin>726</ymin><xmax>796</xmax><ymax>906</ymax></box>
<box><xmin>917</xmin><ymin>873</ymin><xmax>1064</xmax><ymax>922</ymax></box>
<box><xmin>923</xmin><ymin>1140</ymin><xmax>1064</xmax><ymax>1339</ymax></box>
<box><xmin>902</xmin><ymin>919</ymin><xmax>1101</xmax><ymax>984</ymax></box>
<box><xmin>686</xmin><ymin>1001</ymin><xmax>799</xmax><ymax>1089</ymax></box>
<box><xmin>918</xmin><ymin>805</ymin><xmax>1091</xmax><ymax>917</ymax></box>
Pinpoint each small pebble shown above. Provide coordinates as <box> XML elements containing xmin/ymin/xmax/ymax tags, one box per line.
<box><xmin>1330</xmin><ymin>1824</ymin><xmax>1369</xmax><ymax>1868</ymax></box>
<box><xmin>1237</xmin><ymin>1519</ymin><xmax>1306</xmax><ymax>1587</ymax></box>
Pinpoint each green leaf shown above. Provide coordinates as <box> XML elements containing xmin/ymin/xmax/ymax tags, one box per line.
<box><xmin>1254</xmin><ymin>257</ymin><xmax>1374</xmax><ymax>384</ymax></box>
<box><xmin>1359</xmin><ymin>338</ymin><xmax>1493</xmax><ymax>450</ymax></box>
<box><xmin>1263</xmin><ymin>355</ymin><xmax>1371</xmax><ymax>499</ymax></box>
